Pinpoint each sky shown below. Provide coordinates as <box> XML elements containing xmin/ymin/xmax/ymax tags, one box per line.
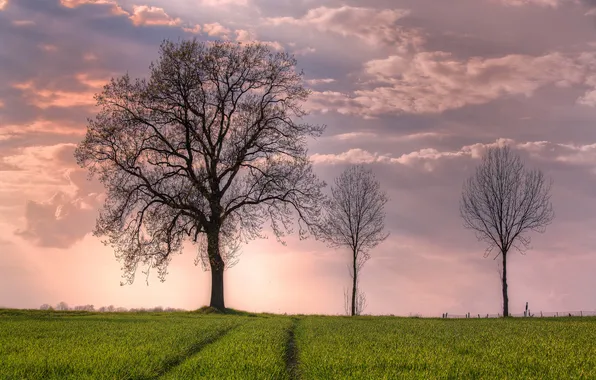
<box><xmin>2</xmin><ymin>0</ymin><xmax>596</xmax><ymax>316</ymax></box>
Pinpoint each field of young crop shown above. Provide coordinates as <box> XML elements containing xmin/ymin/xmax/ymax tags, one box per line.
<box><xmin>2</xmin><ymin>309</ymin><xmax>596</xmax><ymax>379</ymax></box>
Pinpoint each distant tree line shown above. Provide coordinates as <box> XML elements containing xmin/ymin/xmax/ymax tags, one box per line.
<box><xmin>39</xmin><ymin>302</ymin><xmax>186</xmax><ymax>312</ymax></box>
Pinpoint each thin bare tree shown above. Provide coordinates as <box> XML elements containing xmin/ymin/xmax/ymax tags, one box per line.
<box><xmin>343</xmin><ymin>284</ymin><xmax>367</xmax><ymax>316</ymax></box>
<box><xmin>75</xmin><ymin>39</ymin><xmax>326</xmax><ymax>310</ymax></box>
<box><xmin>323</xmin><ymin>165</ymin><xmax>389</xmax><ymax>316</ymax></box>
<box><xmin>460</xmin><ymin>146</ymin><xmax>554</xmax><ymax>317</ymax></box>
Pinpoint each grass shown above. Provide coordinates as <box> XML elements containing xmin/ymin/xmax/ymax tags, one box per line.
<box><xmin>163</xmin><ymin>316</ymin><xmax>294</xmax><ymax>379</ymax></box>
<box><xmin>0</xmin><ymin>309</ymin><xmax>245</xmax><ymax>379</ymax></box>
<box><xmin>296</xmin><ymin>316</ymin><xmax>596</xmax><ymax>379</ymax></box>
<box><xmin>2</xmin><ymin>309</ymin><xmax>596</xmax><ymax>379</ymax></box>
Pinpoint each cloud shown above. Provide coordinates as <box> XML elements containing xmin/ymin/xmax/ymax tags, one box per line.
<box><xmin>306</xmin><ymin>51</ymin><xmax>596</xmax><ymax>117</ymax></box>
<box><xmin>202</xmin><ymin>22</ymin><xmax>232</xmax><ymax>38</ymax></box>
<box><xmin>495</xmin><ymin>0</ymin><xmax>567</xmax><ymax>6</ymax></box>
<box><xmin>311</xmin><ymin>138</ymin><xmax>596</xmax><ymax>181</ymax></box>
<box><xmin>200</xmin><ymin>0</ymin><xmax>249</xmax><ymax>6</ymax></box>
<box><xmin>233</xmin><ymin>29</ymin><xmax>283</xmax><ymax>50</ymax></box>
<box><xmin>129</xmin><ymin>5</ymin><xmax>181</xmax><ymax>26</ymax></box>
<box><xmin>60</xmin><ymin>0</ymin><xmax>128</xmax><ymax>15</ymax></box>
<box><xmin>267</xmin><ymin>6</ymin><xmax>424</xmax><ymax>53</ymax></box>
<box><xmin>310</xmin><ymin>138</ymin><xmax>536</xmax><ymax>167</ymax></box>
<box><xmin>5</xmin><ymin>144</ymin><xmax>104</xmax><ymax>248</ymax></box>
<box><xmin>0</xmin><ymin>120</ymin><xmax>84</xmax><ymax>138</ymax></box>
<box><xmin>12</xmin><ymin>20</ymin><xmax>35</xmax><ymax>26</ymax></box>
<box><xmin>38</xmin><ymin>44</ymin><xmax>58</xmax><ymax>52</ymax></box>
<box><xmin>332</xmin><ymin>132</ymin><xmax>377</xmax><ymax>141</ymax></box>
<box><xmin>12</xmin><ymin>80</ymin><xmax>98</xmax><ymax>110</ymax></box>
<box><xmin>15</xmin><ymin>190</ymin><xmax>102</xmax><ymax>248</ymax></box>
<box><xmin>0</xmin><ymin>0</ymin><xmax>6</xmax><ymax>10</ymax></box>
<box><xmin>306</xmin><ymin>78</ymin><xmax>335</xmax><ymax>86</ymax></box>
<box><xmin>182</xmin><ymin>24</ymin><xmax>201</xmax><ymax>34</ymax></box>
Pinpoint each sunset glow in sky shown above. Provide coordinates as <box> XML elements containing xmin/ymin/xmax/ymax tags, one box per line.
<box><xmin>2</xmin><ymin>0</ymin><xmax>596</xmax><ymax>316</ymax></box>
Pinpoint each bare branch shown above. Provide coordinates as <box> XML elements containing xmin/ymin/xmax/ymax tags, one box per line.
<box><xmin>75</xmin><ymin>39</ymin><xmax>326</xmax><ymax>309</ymax></box>
<box><xmin>321</xmin><ymin>165</ymin><xmax>389</xmax><ymax>316</ymax></box>
<box><xmin>460</xmin><ymin>145</ymin><xmax>554</xmax><ymax>316</ymax></box>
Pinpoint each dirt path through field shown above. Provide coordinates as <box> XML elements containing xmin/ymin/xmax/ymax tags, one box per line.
<box><xmin>285</xmin><ymin>317</ymin><xmax>301</xmax><ymax>380</ymax></box>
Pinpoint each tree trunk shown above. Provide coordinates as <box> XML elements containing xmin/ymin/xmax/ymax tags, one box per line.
<box><xmin>351</xmin><ymin>248</ymin><xmax>357</xmax><ymax>316</ymax></box>
<box><xmin>502</xmin><ymin>251</ymin><xmax>509</xmax><ymax>317</ymax></box>
<box><xmin>207</xmin><ymin>228</ymin><xmax>225</xmax><ymax>311</ymax></box>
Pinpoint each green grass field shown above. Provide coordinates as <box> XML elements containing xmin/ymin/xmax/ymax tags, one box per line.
<box><xmin>1</xmin><ymin>309</ymin><xmax>596</xmax><ymax>379</ymax></box>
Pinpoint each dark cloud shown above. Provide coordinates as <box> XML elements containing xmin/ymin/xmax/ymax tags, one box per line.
<box><xmin>15</xmin><ymin>191</ymin><xmax>101</xmax><ymax>248</ymax></box>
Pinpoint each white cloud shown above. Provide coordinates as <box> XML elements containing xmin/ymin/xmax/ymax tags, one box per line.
<box><xmin>0</xmin><ymin>0</ymin><xmax>7</xmax><ymax>10</ymax></box>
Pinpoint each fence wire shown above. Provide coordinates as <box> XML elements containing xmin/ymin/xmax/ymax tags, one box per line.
<box><xmin>436</xmin><ymin>310</ymin><xmax>596</xmax><ymax>318</ymax></box>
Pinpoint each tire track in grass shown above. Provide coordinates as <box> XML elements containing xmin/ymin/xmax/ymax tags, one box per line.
<box><xmin>286</xmin><ymin>317</ymin><xmax>300</xmax><ymax>380</ymax></box>
<box><xmin>154</xmin><ymin>320</ymin><xmax>247</xmax><ymax>379</ymax></box>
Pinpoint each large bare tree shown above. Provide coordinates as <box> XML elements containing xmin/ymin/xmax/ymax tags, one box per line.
<box><xmin>75</xmin><ymin>39</ymin><xmax>326</xmax><ymax>310</ymax></box>
<box><xmin>460</xmin><ymin>146</ymin><xmax>554</xmax><ymax>317</ymax></box>
<box><xmin>323</xmin><ymin>165</ymin><xmax>389</xmax><ymax>316</ymax></box>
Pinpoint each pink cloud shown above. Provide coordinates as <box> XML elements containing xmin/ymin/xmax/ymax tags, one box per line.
<box><xmin>201</xmin><ymin>0</ymin><xmax>248</xmax><ymax>6</ymax></box>
<box><xmin>60</xmin><ymin>0</ymin><xmax>128</xmax><ymax>15</ymax></box>
<box><xmin>234</xmin><ymin>29</ymin><xmax>283</xmax><ymax>50</ymax></box>
<box><xmin>38</xmin><ymin>44</ymin><xmax>58</xmax><ymax>52</ymax></box>
<box><xmin>306</xmin><ymin>78</ymin><xmax>336</xmax><ymax>86</ymax></box>
<box><xmin>1</xmin><ymin>144</ymin><xmax>104</xmax><ymax>249</ymax></box>
<box><xmin>307</xmin><ymin>51</ymin><xmax>596</xmax><ymax>117</ymax></box>
<box><xmin>11</xmin><ymin>73</ymin><xmax>108</xmax><ymax>109</ymax></box>
<box><xmin>129</xmin><ymin>5</ymin><xmax>181</xmax><ymax>26</ymax></box>
<box><xmin>202</xmin><ymin>22</ymin><xmax>232</xmax><ymax>38</ymax></box>
<box><xmin>268</xmin><ymin>6</ymin><xmax>424</xmax><ymax>53</ymax></box>
<box><xmin>495</xmin><ymin>0</ymin><xmax>569</xmax><ymax>6</ymax></box>
<box><xmin>0</xmin><ymin>120</ymin><xmax>85</xmax><ymax>138</ymax></box>
<box><xmin>15</xmin><ymin>191</ymin><xmax>102</xmax><ymax>248</ymax></box>
<box><xmin>12</xmin><ymin>20</ymin><xmax>35</xmax><ymax>26</ymax></box>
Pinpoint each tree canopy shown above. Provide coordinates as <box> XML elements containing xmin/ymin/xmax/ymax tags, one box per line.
<box><xmin>75</xmin><ymin>39</ymin><xmax>327</xmax><ymax>309</ymax></box>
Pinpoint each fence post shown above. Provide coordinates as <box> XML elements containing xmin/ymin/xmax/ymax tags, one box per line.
<box><xmin>581</xmin><ymin>311</ymin><xmax>583</xmax><ymax>317</ymax></box>
<box><xmin>540</xmin><ymin>311</ymin><xmax>543</xmax><ymax>317</ymax></box>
